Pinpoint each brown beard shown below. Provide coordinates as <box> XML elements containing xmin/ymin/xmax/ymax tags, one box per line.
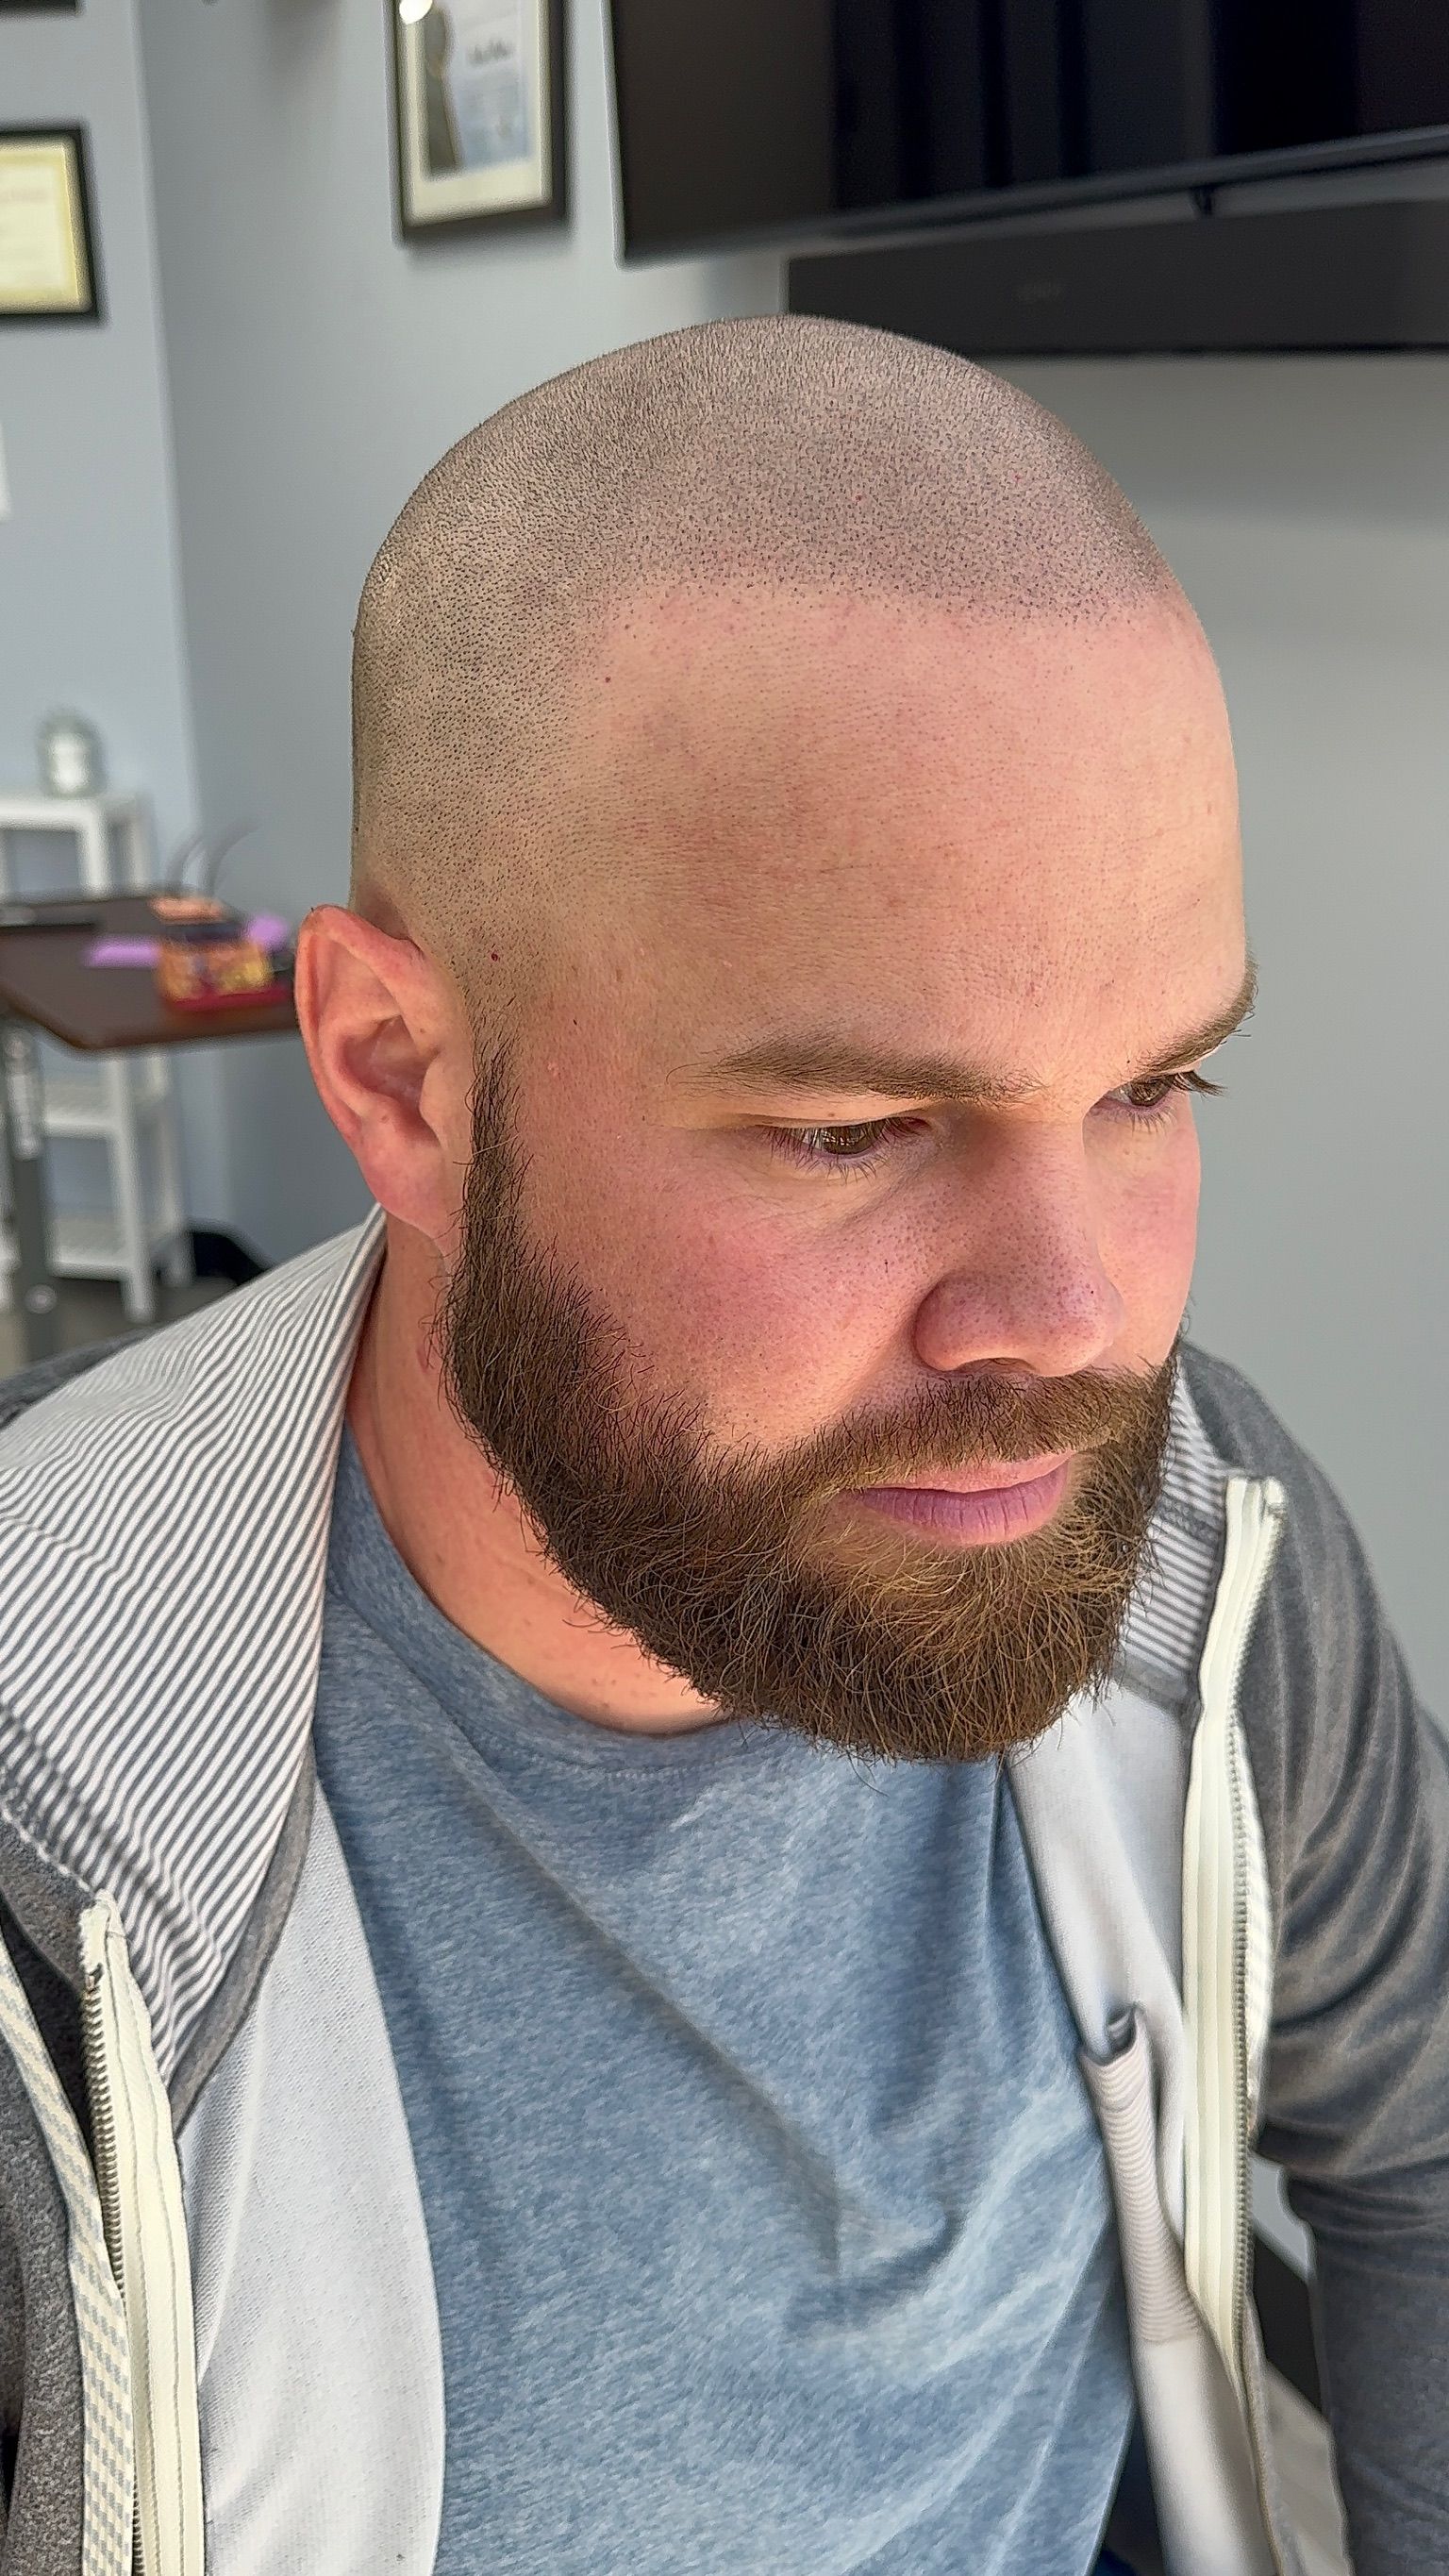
<box><xmin>435</xmin><ymin>1045</ymin><xmax>1180</xmax><ymax>1767</ymax></box>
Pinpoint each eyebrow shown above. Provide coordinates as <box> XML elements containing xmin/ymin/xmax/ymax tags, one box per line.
<box><xmin>672</xmin><ymin>953</ymin><xmax>1257</xmax><ymax>1110</ymax></box>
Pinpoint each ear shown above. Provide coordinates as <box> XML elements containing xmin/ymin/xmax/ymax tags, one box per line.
<box><xmin>293</xmin><ymin>905</ymin><xmax>471</xmax><ymax>1246</ymax></box>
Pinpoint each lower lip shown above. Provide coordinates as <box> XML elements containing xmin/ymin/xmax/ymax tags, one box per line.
<box><xmin>847</xmin><ymin>1460</ymin><xmax>1074</xmax><ymax>1547</ymax></box>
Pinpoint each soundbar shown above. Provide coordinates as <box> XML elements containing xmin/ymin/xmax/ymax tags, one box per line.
<box><xmin>786</xmin><ymin>195</ymin><xmax>1449</xmax><ymax>357</ymax></box>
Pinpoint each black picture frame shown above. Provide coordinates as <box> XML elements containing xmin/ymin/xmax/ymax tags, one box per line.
<box><xmin>0</xmin><ymin>126</ymin><xmax>101</xmax><ymax>324</ymax></box>
<box><xmin>389</xmin><ymin>0</ymin><xmax>567</xmax><ymax>241</ymax></box>
<box><xmin>0</xmin><ymin>3</ymin><xmax>80</xmax><ymax>13</ymax></box>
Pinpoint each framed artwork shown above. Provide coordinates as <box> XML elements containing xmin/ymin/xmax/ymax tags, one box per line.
<box><xmin>390</xmin><ymin>0</ymin><xmax>567</xmax><ymax>238</ymax></box>
<box><xmin>0</xmin><ymin>128</ymin><xmax>99</xmax><ymax>322</ymax></box>
<box><xmin>0</xmin><ymin>3</ymin><xmax>79</xmax><ymax>11</ymax></box>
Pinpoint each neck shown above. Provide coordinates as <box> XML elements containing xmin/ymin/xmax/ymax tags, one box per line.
<box><xmin>344</xmin><ymin>1224</ymin><xmax>723</xmax><ymax>1733</ymax></box>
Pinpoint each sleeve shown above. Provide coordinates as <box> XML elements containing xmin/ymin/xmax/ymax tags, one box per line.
<box><xmin>1249</xmin><ymin>1449</ymin><xmax>1449</xmax><ymax>2573</ymax></box>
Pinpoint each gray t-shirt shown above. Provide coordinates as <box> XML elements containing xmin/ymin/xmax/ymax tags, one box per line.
<box><xmin>313</xmin><ymin>1423</ymin><xmax>1136</xmax><ymax>2574</ymax></box>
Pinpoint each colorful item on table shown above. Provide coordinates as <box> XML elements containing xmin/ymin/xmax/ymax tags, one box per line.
<box><xmin>155</xmin><ymin>917</ymin><xmax>287</xmax><ymax>1010</ymax></box>
<box><xmin>150</xmin><ymin>894</ymin><xmax>229</xmax><ymax>923</ymax></box>
<box><xmin>88</xmin><ymin>937</ymin><xmax>163</xmax><ymax>967</ymax></box>
<box><xmin>85</xmin><ymin>905</ymin><xmax>295</xmax><ymax>986</ymax></box>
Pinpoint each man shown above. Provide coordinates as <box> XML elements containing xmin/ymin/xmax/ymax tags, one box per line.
<box><xmin>0</xmin><ymin>315</ymin><xmax>1442</xmax><ymax>2575</ymax></box>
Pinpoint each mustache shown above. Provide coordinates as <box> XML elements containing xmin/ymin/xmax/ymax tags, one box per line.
<box><xmin>793</xmin><ymin>1365</ymin><xmax>1157</xmax><ymax>1500</ymax></box>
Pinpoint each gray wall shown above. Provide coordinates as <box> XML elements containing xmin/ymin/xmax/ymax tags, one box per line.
<box><xmin>1000</xmin><ymin>349</ymin><xmax>1449</xmax><ymax>1721</ymax></box>
<box><xmin>136</xmin><ymin>0</ymin><xmax>780</xmax><ymax>1263</ymax></box>
<box><xmin>137</xmin><ymin>2</ymin><xmax>1447</xmax><ymax>1716</ymax></box>
<box><xmin>0</xmin><ymin>0</ymin><xmax>230</xmax><ymax>1220</ymax></box>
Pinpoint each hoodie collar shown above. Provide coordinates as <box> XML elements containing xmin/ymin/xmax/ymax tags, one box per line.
<box><xmin>0</xmin><ymin>1206</ymin><xmax>387</xmax><ymax>2076</ymax></box>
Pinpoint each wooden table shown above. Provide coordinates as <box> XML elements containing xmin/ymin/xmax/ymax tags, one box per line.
<box><xmin>0</xmin><ymin>891</ymin><xmax>299</xmax><ymax>1364</ymax></box>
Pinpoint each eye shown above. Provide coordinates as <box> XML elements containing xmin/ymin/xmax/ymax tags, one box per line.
<box><xmin>762</xmin><ymin>1067</ymin><xmax>1224</xmax><ymax>1176</ymax></box>
<box><xmin>1117</xmin><ymin>1066</ymin><xmax>1224</xmax><ymax>1129</ymax></box>
<box><xmin>764</xmin><ymin>1116</ymin><xmax>920</xmax><ymax>1175</ymax></box>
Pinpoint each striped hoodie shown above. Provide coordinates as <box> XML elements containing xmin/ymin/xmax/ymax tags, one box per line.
<box><xmin>0</xmin><ymin>1205</ymin><xmax>1444</xmax><ymax>2575</ymax></box>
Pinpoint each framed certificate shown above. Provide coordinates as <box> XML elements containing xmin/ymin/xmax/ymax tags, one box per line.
<box><xmin>0</xmin><ymin>129</ymin><xmax>98</xmax><ymax>321</ymax></box>
<box><xmin>390</xmin><ymin>0</ymin><xmax>567</xmax><ymax>238</ymax></box>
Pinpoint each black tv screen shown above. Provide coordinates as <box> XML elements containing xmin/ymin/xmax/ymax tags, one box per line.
<box><xmin>608</xmin><ymin>1</ymin><xmax>1449</xmax><ymax>260</ymax></box>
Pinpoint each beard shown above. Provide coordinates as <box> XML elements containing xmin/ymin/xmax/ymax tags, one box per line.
<box><xmin>434</xmin><ymin>1044</ymin><xmax>1181</xmax><ymax>1767</ymax></box>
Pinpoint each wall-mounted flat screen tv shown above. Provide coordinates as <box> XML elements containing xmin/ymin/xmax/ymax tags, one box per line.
<box><xmin>608</xmin><ymin>2</ymin><xmax>1449</xmax><ymax>261</ymax></box>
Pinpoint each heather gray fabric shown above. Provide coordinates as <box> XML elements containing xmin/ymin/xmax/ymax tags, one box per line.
<box><xmin>0</xmin><ymin>2001</ymin><xmax>84</xmax><ymax>2574</ymax></box>
<box><xmin>1180</xmin><ymin>1345</ymin><xmax>1449</xmax><ymax>2572</ymax></box>
<box><xmin>313</xmin><ymin>1421</ymin><xmax>1138</xmax><ymax>2574</ymax></box>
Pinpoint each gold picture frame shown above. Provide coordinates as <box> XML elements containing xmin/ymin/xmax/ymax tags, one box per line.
<box><xmin>390</xmin><ymin>0</ymin><xmax>567</xmax><ymax>239</ymax></box>
<box><xmin>0</xmin><ymin>128</ymin><xmax>98</xmax><ymax>322</ymax></box>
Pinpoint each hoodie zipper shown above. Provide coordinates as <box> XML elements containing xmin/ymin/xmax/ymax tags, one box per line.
<box><xmin>78</xmin><ymin>1894</ymin><xmax>206</xmax><ymax>2576</ymax></box>
<box><xmin>79</xmin><ymin>1952</ymin><xmax>144</xmax><ymax>2576</ymax></box>
<box><xmin>1230</xmin><ymin>1482</ymin><xmax>1289</xmax><ymax>2575</ymax></box>
<box><xmin>1191</xmin><ymin>1472</ymin><xmax>1288</xmax><ymax>2570</ymax></box>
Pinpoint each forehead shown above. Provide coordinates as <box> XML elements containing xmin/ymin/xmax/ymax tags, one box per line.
<box><xmin>560</xmin><ymin>588</ymin><xmax>1241</xmax><ymax>1055</ymax></box>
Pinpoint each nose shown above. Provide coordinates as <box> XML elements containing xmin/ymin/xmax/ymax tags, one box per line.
<box><xmin>910</xmin><ymin>1142</ymin><xmax>1131</xmax><ymax>1386</ymax></box>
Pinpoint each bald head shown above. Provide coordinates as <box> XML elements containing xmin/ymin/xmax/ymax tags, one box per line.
<box><xmin>350</xmin><ymin>313</ymin><xmax>1187</xmax><ymax>1041</ymax></box>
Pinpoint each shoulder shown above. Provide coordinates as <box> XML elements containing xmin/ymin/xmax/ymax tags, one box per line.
<box><xmin>0</xmin><ymin>1331</ymin><xmax>144</xmax><ymax>1437</ymax></box>
<box><xmin>1180</xmin><ymin>1337</ymin><xmax>1448</xmax><ymax>1955</ymax></box>
<box><xmin>1177</xmin><ymin>1336</ymin><xmax>1374</xmax><ymax>1620</ymax></box>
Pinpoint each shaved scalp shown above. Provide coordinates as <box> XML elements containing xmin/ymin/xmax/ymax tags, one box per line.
<box><xmin>350</xmin><ymin>313</ymin><xmax>1184</xmax><ymax>1043</ymax></box>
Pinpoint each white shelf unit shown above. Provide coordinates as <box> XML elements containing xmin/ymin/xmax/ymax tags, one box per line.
<box><xmin>0</xmin><ymin>792</ymin><xmax>192</xmax><ymax>1321</ymax></box>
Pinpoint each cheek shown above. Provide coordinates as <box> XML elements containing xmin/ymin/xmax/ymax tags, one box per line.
<box><xmin>603</xmin><ymin>1195</ymin><xmax>874</xmax><ymax>1441</ymax></box>
<box><xmin>526</xmin><ymin>1131</ymin><xmax>880</xmax><ymax>1440</ymax></box>
<box><xmin>1105</xmin><ymin>1121</ymin><xmax>1202</xmax><ymax>1345</ymax></box>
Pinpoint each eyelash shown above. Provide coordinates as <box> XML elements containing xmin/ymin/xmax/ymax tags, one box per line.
<box><xmin>763</xmin><ymin>1068</ymin><xmax>1225</xmax><ymax>1175</ymax></box>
